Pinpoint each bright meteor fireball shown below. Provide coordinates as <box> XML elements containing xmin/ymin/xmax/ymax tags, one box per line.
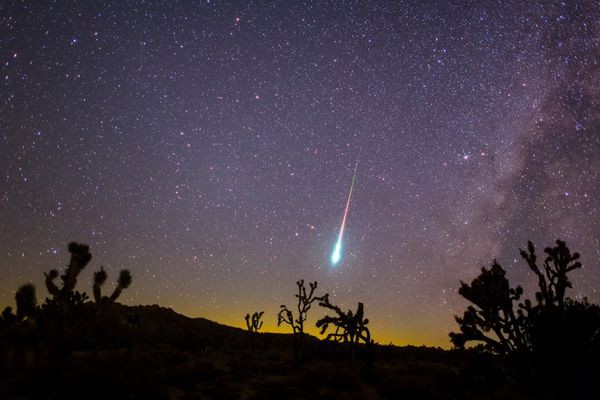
<box><xmin>331</xmin><ymin>162</ymin><xmax>358</xmax><ymax>266</ymax></box>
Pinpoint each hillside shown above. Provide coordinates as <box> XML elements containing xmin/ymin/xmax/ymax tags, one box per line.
<box><xmin>1</xmin><ymin>302</ymin><xmax>530</xmax><ymax>400</ymax></box>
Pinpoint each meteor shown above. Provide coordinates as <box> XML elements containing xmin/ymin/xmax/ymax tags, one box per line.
<box><xmin>330</xmin><ymin>162</ymin><xmax>358</xmax><ymax>266</ymax></box>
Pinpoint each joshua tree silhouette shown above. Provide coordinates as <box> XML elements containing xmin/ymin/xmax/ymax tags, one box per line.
<box><xmin>277</xmin><ymin>280</ymin><xmax>327</xmax><ymax>334</ymax></box>
<box><xmin>93</xmin><ymin>266</ymin><xmax>133</xmax><ymax>305</ymax></box>
<box><xmin>277</xmin><ymin>279</ymin><xmax>328</xmax><ymax>359</ymax></box>
<box><xmin>36</xmin><ymin>242</ymin><xmax>133</xmax><ymax>356</ymax></box>
<box><xmin>15</xmin><ymin>284</ymin><xmax>36</xmax><ymax>321</ymax></box>
<box><xmin>519</xmin><ymin>239</ymin><xmax>581</xmax><ymax>311</ymax></box>
<box><xmin>449</xmin><ymin>260</ymin><xmax>528</xmax><ymax>353</ymax></box>
<box><xmin>450</xmin><ymin>240</ymin><xmax>591</xmax><ymax>354</ymax></box>
<box><xmin>451</xmin><ymin>239</ymin><xmax>600</xmax><ymax>372</ymax></box>
<box><xmin>316</xmin><ymin>298</ymin><xmax>371</xmax><ymax>345</ymax></box>
<box><xmin>245</xmin><ymin>311</ymin><xmax>264</xmax><ymax>332</ymax></box>
<box><xmin>44</xmin><ymin>242</ymin><xmax>92</xmax><ymax>307</ymax></box>
<box><xmin>244</xmin><ymin>311</ymin><xmax>264</xmax><ymax>354</ymax></box>
<box><xmin>450</xmin><ymin>240</ymin><xmax>600</xmax><ymax>396</ymax></box>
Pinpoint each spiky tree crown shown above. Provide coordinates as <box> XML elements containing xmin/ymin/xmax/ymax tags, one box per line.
<box><xmin>66</xmin><ymin>242</ymin><xmax>92</xmax><ymax>273</ymax></box>
<box><xmin>94</xmin><ymin>267</ymin><xmax>107</xmax><ymax>286</ymax></box>
<box><xmin>118</xmin><ymin>270</ymin><xmax>132</xmax><ymax>288</ymax></box>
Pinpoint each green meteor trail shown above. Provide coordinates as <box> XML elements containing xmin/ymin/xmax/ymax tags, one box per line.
<box><xmin>331</xmin><ymin>162</ymin><xmax>358</xmax><ymax>266</ymax></box>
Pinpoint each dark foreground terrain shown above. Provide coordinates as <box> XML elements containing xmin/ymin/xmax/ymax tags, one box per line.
<box><xmin>1</xmin><ymin>304</ymin><xmax>595</xmax><ymax>400</ymax></box>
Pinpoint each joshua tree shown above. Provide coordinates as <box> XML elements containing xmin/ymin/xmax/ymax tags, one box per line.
<box><xmin>519</xmin><ymin>240</ymin><xmax>581</xmax><ymax>311</ymax></box>
<box><xmin>40</xmin><ymin>242</ymin><xmax>133</xmax><ymax>356</ymax></box>
<box><xmin>277</xmin><ymin>280</ymin><xmax>327</xmax><ymax>334</ymax></box>
<box><xmin>449</xmin><ymin>261</ymin><xmax>528</xmax><ymax>353</ymax></box>
<box><xmin>0</xmin><ymin>285</ymin><xmax>36</xmax><ymax>338</ymax></box>
<box><xmin>15</xmin><ymin>284</ymin><xmax>37</xmax><ymax>321</ymax></box>
<box><xmin>450</xmin><ymin>240</ymin><xmax>592</xmax><ymax>356</ymax></box>
<box><xmin>277</xmin><ymin>279</ymin><xmax>328</xmax><ymax>359</ymax></box>
<box><xmin>38</xmin><ymin>243</ymin><xmax>93</xmax><ymax>356</ymax></box>
<box><xmin>0</xmin><ymin>288</ymin><xmax>38</xmax><ymax>372</ymax></box>
<box><xmin>244</xmin><ymin>311</ymin><xmax>264</xmax><ymax>354</ymax></box>
<box><xmin>44</xmin><ymin>242</ymin><xmax>92</xmax><ymax>306</ymax></box>
<box><xmin>43</xmin><ymin>243</ymin><xmax>132</xmax><ymax>309</ymax></box>
<box><xmin>316</xmin><ymin>298</ymin><xmax>371</xmax><ymax>345</ymax></box>
<box><xmin>93</xmin><ymin>266</ymin><xmax>133</xmax><ymax>305</ymax></box>
<box><xmin>245</xmin><ymin>311</ymin><xmax>264</xmax><ymax>333</ymax></box>
<box><xmin>2</xmin><ymin>242</ymin><xmax>135</xmax><ymax>367</ymax></box>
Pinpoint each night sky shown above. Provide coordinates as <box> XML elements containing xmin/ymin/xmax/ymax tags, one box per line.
<box><xmin>1</xmin><ymin>1</ymin><xmax>599</xmax><ymax>346</ymax></box>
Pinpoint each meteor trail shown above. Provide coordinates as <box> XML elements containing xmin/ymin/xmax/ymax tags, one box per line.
<box><xmin>331</xmin><ymin>161</ymin><xmax>358</xmax><ymax>266</ymax></box>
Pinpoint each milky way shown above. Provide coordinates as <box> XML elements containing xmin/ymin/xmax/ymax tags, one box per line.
<box><xmin>1</xmin><ymin>1</ymin><xmax>599</xmax><ymax>346</ymax></box>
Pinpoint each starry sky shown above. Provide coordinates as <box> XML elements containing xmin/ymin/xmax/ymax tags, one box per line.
<box><xmin>1</xmin><ymin>1</ymin><xmax>599</xmax><ymax>347</ymax></box>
